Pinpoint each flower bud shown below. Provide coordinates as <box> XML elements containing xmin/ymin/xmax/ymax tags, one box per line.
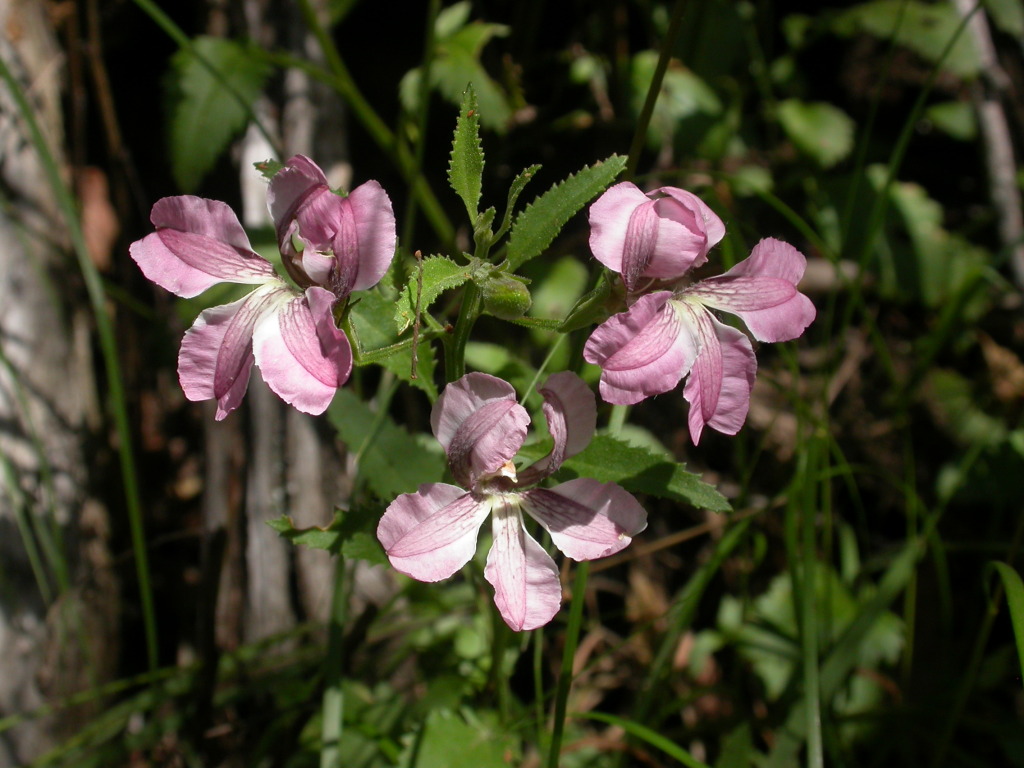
<box><xmin>482</xmin><ymin>274</ymin><xmax>532</xmax><ymax>320</ymax></box>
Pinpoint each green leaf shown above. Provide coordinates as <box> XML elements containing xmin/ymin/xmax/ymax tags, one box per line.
<box><xmin>505</xmin><ymin>155</ymin><xmax>628</xmax><ymax>271</ymax></box>
<box><xmin>990</xmin><ymin>561</ymin><xmax>1024</xmax><ymax>687</ymax></box>
<box><xmin>833</xmin><ymin>1</ymin><xmax>980</xmax><ymax>78</ymax></box>
<box><xmin>352</xmin><ymin>289</ymin><xmax>439</xmax><ymax>400</ymax></box>
<box><xmin>984</xmin><ymin>0</ymin><xmax>1024</xmax><ymax>36</ymax></box>
<box><xmin>266</xmin><ymin>508</ymin><xmax>387</xmax><ymax>564</ymax></box>
<box><xmin>166</xmin><ymin>36</ymin><xmax>271</xmax><ymax>191</ymax></box>
<box><xmin>399</xmin><ymin>709</ymin><xmax>518</xmax><ymax>768</ymax></box>
<box><xmin>777</xmin><ymin>99</ymin><xmax>855</xmax><ymax>168</ymax></box>
<box><xmin>394</xmin><ymin>255</ymin><xmax>473</xmax><ymax>333</ymax></box>
<box><xmin>326</xmin><ymin>389</ymin><xmax>445</xmax><ymax>501</ymax></box>
<box><xmin>631</xmin><ymin>50</ymin><xmax>722</xmax><ymax>146</ymax></box>
<box><xmin>925</xmin><ymin>101</ymin><xmax>977</xmax><ymax>141</ymax></box>
<box><xmin>398</xmin><ymin>5</ymin><xmax>512</xmax><ymax>132</ymax></box>
<box><xmin>558</xmin><ymin>433</ymin><xmax>730</xmax><ymax>512</ymax></box>
<box><xmin>495</xmin><ymin>164</ymin><xmax>541</xmax><ymax>240</ymax></box>
<box><xmin>449</xmin><ymin>86</ymin><xmax>484</xmax><ymax>221</ymax></box>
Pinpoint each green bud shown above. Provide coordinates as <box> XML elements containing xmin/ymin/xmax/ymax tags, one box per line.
<box><xmin>482</xmin><ymin>274</ymin><xmax>532</xmax><ymax>320</ymax></box>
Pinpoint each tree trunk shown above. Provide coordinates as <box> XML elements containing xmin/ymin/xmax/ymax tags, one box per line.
<box><xmin>0</xmin><ymin>1</ymin><xmax>117</xmax><ymax>762</ymax></box>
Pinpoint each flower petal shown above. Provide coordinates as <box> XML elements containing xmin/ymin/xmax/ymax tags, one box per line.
<box><xmin>130</xmin><ymin>196</ymin><xmax>274</xmax><ymax>298</ymax></box>
<box><xmin>267</xmin><ymin>155</ymin><xmax>333</xmax><ymax>249</ymax></box>
<box><xmin>378</xmin><ymin>485</ymin><xmax>490</xmax><ymax>582</ymax></box>
<box><xmin>640</xmin><ymin>192</ymin><xmax>713</xmax><ymax>280</ymax></box>
<box><xmin>485</xmin><ymin>496</ymin><xmax>563</xmax><ymax>631</ymax></box>
<box><xmin>252</xmin><ymin>286</ymin><xmax>352</xmax><ymax>415</ymax></box>
<box><xmin>588</xmin><ymin>182</ymin><xmax>652</xmax><ymax>274</ymax></box>
<box><xmin>522</xmin><ymin>479</ymin><xmax>647</xmax><ymax>561</ymax></box>
<box><xmin>583</xmin><ymin>292</ymin><xmax>698</xmax><ymax>405</ymax></box>
<box><xmin>589</xmin><ymin>183</ymin><xmax>715</xmax><ymax>285</ymax></box>
<box><xmin>682</xmin><ymin>308</ymin><xmax>757</xmax><ymax>444</ymax></box>
<box><xmin>432</xmin><ymin>373</ymin><xmax>529</xmax><ymax>486</ymax></box>
<box><xmin>346</xmin><ymin>180</ymin><xmax>397</xmax><ymax>292</ymax></box>
<box><xmin>178</xmin><ymin>285</ymin><xmax>282</xmax><ymax>420</ymax></box>
<box><xmin>518</xmin><ymin>372</ymin><xmax>595</xmax><ymax>484</ymax></box>
<box><xmin>660</xmin><ymin>187</ymin><xmax>726</xmax><ymax>250</ymax></box>
<box><xmin>691</xmin><ymin>238</ymin><xmax>816</xmax><ymax>342</ymax></box>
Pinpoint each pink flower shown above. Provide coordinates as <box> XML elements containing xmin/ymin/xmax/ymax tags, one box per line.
<box><xmin>583</xmin><ymin>184</ymin><xmax>815</xmax><ymax>444</ymax></box>
<box><xmin>129</xmin><ymin>156</ymin><xmax>396</xmax><ymax>419</ymax></box>
<box><xmin>377</xmin><ymin>372</ymin><xmax>647</xmax><ymax>631</ymax></box>
<box><xmin>589</xmin><ymin>181</ymin><xmax>726</xmax><ymax>294</ymax></box>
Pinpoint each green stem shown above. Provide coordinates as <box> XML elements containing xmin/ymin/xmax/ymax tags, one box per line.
<box><xmin>0</xmin><ymin>54</ymin><xmax>159</xmax><ymax>671</ymax></box>
<box><xmin>624</xmin><ymin>0</ymin><xmax>689</xmax><ymax>180</ymax></box>
<box><xmin>545</xmin><ymin>561</ymin><xmax>589</xmax><ymax>768</ymax></box>
<box><xmin>444</xmin><ymin>282</ymin><xmax>482</xmax><ymax>382</ymax></box>
<box><xmin>295</xmin><ymin>0</ymin><xmax>455</xmax><ymax>246</ymax></box>
<box><xmin>130</xmin><ymin>0</ymin><xmax>281</xmax><ymax>157</ymax></box>
<box><xmin>401</xmin><ymin>0</ymin><xmax>443</xmax><ymax>248</ymax></box>
<box><xmin>319</xmin><ymin>553</ymin><xmax>348</xmax><ymax>768</ymax></box>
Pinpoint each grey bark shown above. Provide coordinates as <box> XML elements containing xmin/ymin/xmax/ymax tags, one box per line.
<box><xmin>0</xmin><ymin>0</ymin><xmax>117</xmax><ymax>762</ymax></box>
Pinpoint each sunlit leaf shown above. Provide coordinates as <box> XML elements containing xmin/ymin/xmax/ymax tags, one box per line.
<box><xmin>505</xmin><ymin>155</ymin><xmax>627</xmax><ymax>271</ymax></box>
<box><xmin>557</xmin><ymin>433</ymin><xmax>730</xmax><ymax>512</ymax></box>
<box><xmin>166</xmin><ymin>36</ymin><xmax>270</xmax><ymax>191</ymax></box>
<box><xmin>449</xmin><ymin>86</ymin><xmax>484</xmax><ymax>220</ymax></box>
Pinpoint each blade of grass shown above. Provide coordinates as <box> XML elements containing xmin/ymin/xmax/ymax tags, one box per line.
<box><xmin>575</xmin><ymin>711</ymin><xmax>712</xmax><ymax>768</ymax></box>
<box><xmin>624</xmin><ymin>0</ymin><xmax>689</xmax><ymax>180</ymax></box>
<box><xmin>988</xmin><ymin>562</ymin><xmax>1024</xmax><ymax>685</ymax></box>
<box><xmin>0</xmin><ymin>54</ymin><xmax>158</xmax><ymax>671</ymax></box>
<box><xmin>546</xmin><ymin>561</ymin><xmax>589</xmax><ymax>768</ymax></box>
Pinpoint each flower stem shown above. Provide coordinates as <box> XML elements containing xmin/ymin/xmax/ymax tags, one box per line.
<box><xmin>545</xmin><ymin>561</ymin><xmax>589</xmax><ymax>768</ymax></box>
<box><xmin>296</xmin><ymin>0</ymin><xmax>455</xmax><ymax>246</ymax></box>
<box><xmin>624</xmin><ymin>0</ymin><xmax>689</xmax><ymax>180</ymax></box>
<box><xmin>444</xmin><ymin>282</ymin><xmax>482</xmax><ymax>383</ymax></box>
<box><xmin>319</xmin><ymin>552</ymin><xmax>348</xmax><ymax>768</ymax></box>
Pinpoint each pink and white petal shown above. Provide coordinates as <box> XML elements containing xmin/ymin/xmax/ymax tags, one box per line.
<box><xmin>347</xmin><ymin>180</ymin><xmax>397</xmax><ymax>292</ymax></box>
<box><xmin>682</xmin><ymin>309</ymin><xmax>756</xmax><ymax>444</ymax></box>
<box><xmin>588</xmin><ymin>182</ymin><xmax>652</xmax><ymax>273</ymax></box>
<box><xmin>267</xmin><ymin>155</ymin><xmax>332</xmax><ymax>243</ymax></box>
<box><xmin>177</xmin><ymin>287</ymin><xmax>280</xmax><ymax>419</ymax></box>
<box><xmin>692</xmin><ymin>277</ymin><xmax>815</xmax><ymax>342</ymax></box>
<box><xmin>432</xmin><ymin>372</ymin><xmax>519</xmax><ymax>450</ymax></box>
<box><xmin>583</xmin><ymin>292</ymin><xmax>698</xmax><ymax>405</ymax></box>
<box><xmin>660</xmin><ymin>187</ymin><xmax>727</xmax><ymax>249</ymax></box>
<box><xmin>519</xmin><ymin>373</ymin><xmax>596</xmax><ymax>484</ymax></box>
<box><xmin>522</xmin><ymin>479</ymin><xmax>646</xmax><ymax>561</ymax></box>
<box><xmin>131</xmin><ymin>198</ymin><xmax>274</xmax><ymax>298</ymax></box>
<box><xmin>486</xmin><ymin>497</ymin><xmax>563</xmax><ymax>631</ymax></box>
<box><xmin>446</xmin><ymin>398</ymin><xmax>531</xmax><ymax>489</ymax></box>
<box><xmin>151</xmin><ymin>196</ymin><xmax>255</xmax><ymax>253</ymax></box>
<box><xmin>378</xmin><ymin>485</ymin><xmax>490</xmax><ymax>582</ymax></box>
<box><xmin>620</xmin><ymin>199</ymin><xmax>661</xmax><ymax>291</ymax></box>
<box><xmin>252</xmin><ymin>287</ymin><xmax>352</xmax><ymax>415</ymax></box>
<box><xmin>724</xmin><ymin>237</ymin><xmax>807</xmax><ymax>283</ymax></box>
<box><xmin>640</xmin><ymin>194</ymin><xmax>712</xmax><ymax>280</ymax></box>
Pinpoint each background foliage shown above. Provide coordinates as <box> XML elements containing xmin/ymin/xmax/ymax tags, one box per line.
<box><xmin>4</xmin><ymin>0</ymin><xmax>1024</xmax><ymax>766</ymax></box>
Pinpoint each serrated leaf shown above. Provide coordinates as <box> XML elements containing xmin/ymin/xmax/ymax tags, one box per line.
<box><xmin>266</xmin><ymin>507</ymin><xmax>386</xmax><ymax>564</ymax></box>
<box><xmin>505</xmin><ymin>155</ymin><xmax>627</xmax><ymax>271</ymax></box>
<box><xmin>327</xmin><ymin>388</ymin><xmax>445</xmax><ymax>500</ymax></box>
<box><xmin>495</xmin><ymin>164</ymin><xmax>541</xmax><ymax>240</ymax></box>
<box><xmin>351</xmin><ymin>289</ymin><xmax>438</xmax><ymax>400</ymax></box>
<box><xmin>166</xmin><ymin>36</ymin><xmax>271</xmax><ymax>191</ymax></box>
<box><xmin>449</xmin><ymin>87</ymin><xmax>484</xmax><ymax>220</ymax></box>
<box><xmin>394</xmin><ymin>255</ymin><xmax>474</xmax><ymax>332</ymax></box>
<box><xmin>557</xmin><ymin>433</ymin><xmax>730</xmax><ymax>511</ymax></box>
